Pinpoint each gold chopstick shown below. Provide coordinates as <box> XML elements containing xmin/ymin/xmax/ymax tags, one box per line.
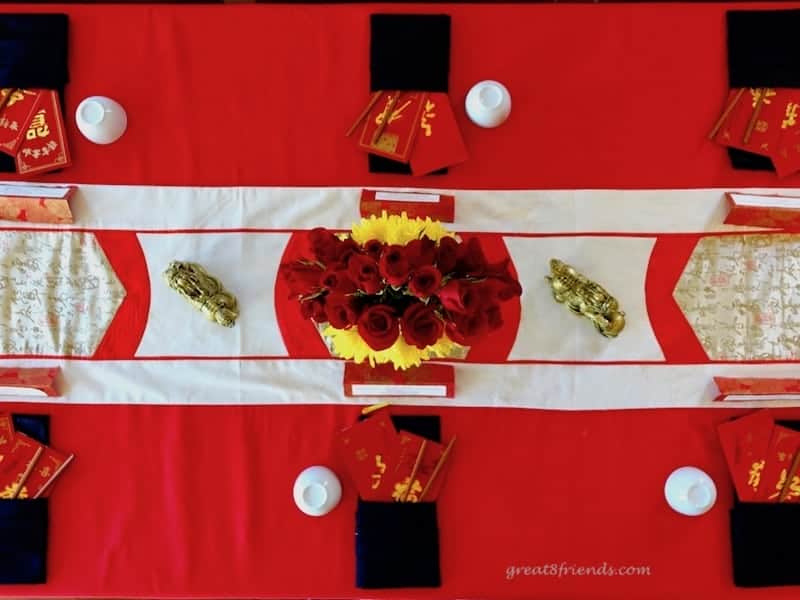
<box><xmin>419</xmin><ymin>436</ymin><xmax>456</xmax><ymax>501</ymax></box>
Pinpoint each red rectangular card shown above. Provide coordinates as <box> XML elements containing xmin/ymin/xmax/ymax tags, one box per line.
<box><xmin>344</xmin><ymin>362</ymin><xmax>455</xmax><ymax>398</ymax></box>
<box><xmin>0</xmin><ymin>88</ymin><xmax>41</xmax><ymax>156</ymax></box>
<box><xmin>756</xmin><ymin>425</ymin><xmax>800</xmax><ymax>502</ymax></box>
<box><xmin>23</xmin><ymin>447</ymin><xmax>73</xmax><ymax>498</ymax></box>
<box><xmin>717</xmin><ymin>410</ymin><xmax>774</xmax><ymax>501</ymax></box>
<box><xmin>358</xmin><ymin>91</ymin><xmax>427</xmax><ymax>163</ymax></box>
<box><xmin>410</xmin><ymin>93</ymin><xmax>468</xmax><ymax>175</ymax></box>
<box><xmin>0</xmin><ymin>432</ymin><xmax>43</xmax><ymax>499</ymax></box>
<box><xmin>335</xmin><ymin>412</ymin><xmax>401</xmax><ymax>500</ymax></box>
<box><xmin>0</xmin><ymin>367</ymin><xmax>61</xmax><ymax>397</ymax></box>
<box><xmin>15</xmin><ymin>90</ymin><xmax>71</xmax><ymax>175</ymax></box>
<box><xmin>388</xmin><ymin>430</ymin><xmax>446</xmax><ymax>502</ymax></box>
<box><xmin>723</xmin><ymin>193</ymin><xmax>800</xmax><ymax>230</ymax></box>
<box><xmin>713</xmin><ymin>375</ymin><xmax>800</xmax><ymax>401</ymax></box>
<box><xmin>359</xmin><ymin>189</ymin><xmax>456</xmax><ymax>222</ymax></box>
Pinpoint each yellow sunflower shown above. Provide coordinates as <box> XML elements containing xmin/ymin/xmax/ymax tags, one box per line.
<box><xmin>350</xmin><ymin>211</ymin><xmax>454</xmax><ymax>246</ymax></box>
<box><xmin>323</xmin><ymin>324</ymin><xmax>464</xmax><ymax>370</ymax></box>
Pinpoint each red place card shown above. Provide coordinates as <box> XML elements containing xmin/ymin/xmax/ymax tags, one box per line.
<box><xmin>344</xmin><ymin>362</ymin><xmax>455</xmax><ymax>398</ymax></box>
<box><xmin>0</xmin><ymin>367</ymin><xmax>60</xmax><ymax>397</ymax></box>
<box><xmin>15</xmin><ymin>90</ymin><xmax>71</xmax><ymax>176</ymax></box>
<box><xmin>360</xmin><ymin>189</ymin><xmax>455</xmax><ymax>222</ymax></box>
<box><xmin>717</xmin><ymin>409</ymin><xmax>774</xmax><ymax>501</ymax></box>
<box><xmin>723</xmin><ymin>192</ymin><xmax>800</xmax><ymax>230</ymax></box>
<box><xmin>757</xmin><ymin>425</ymin><xmax>800</xmax><ymax>502</ymax></box>
<box><xmin>0</xmin><ymin>432</ymin><xmax>43</xmax><ymax>499</ymax></box>
<box><xmin>0</xmin><ymin>183</ymin><xmax>76</xmax><ymax>224</ymax></box>
<box><xmin>713</xmin><ymin>376</ymin><xmax>800</xmax><ymax>401</ymax></box>
<box><xmin>23</xmin><ymin>447</ymin><xmax>74</xmax><ymax>498</ymax></box>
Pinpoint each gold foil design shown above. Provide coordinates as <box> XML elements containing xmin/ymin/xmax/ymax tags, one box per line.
<box><xmin>546</xmin><ymin>259</ymin><xmax>626</xmax><ymax>338</ymax></box>
<box><xmin>673</xmin><ymin>234</ymin><xmax>800</xmax><ymax>360</ymax></box>
<box><xmin>163</xmin><ymin>261</ymin><xmax>239</xmax><ymax>327</ymax></box>
<box><xmin>0</xmin><ymin>232</ymin><xmax>126</xmax><ymax>356</ymax></box>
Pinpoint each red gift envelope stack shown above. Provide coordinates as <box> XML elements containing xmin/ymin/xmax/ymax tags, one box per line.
<box><xmin>350</xmin><ymin>91</ymin><xmax>468</xmax><ymax>175</ymax></box>
<box><xmin>0</xmin><ymin>88</ymin><xmax>71</xmax><ymax>176</ymax></box>
<box><xmin>0</xmin><ymin>412</ymin><xmax>73</xmax><ymax>499</ymax></box>
<box><xmin>335</xmin><ymin>409</ymin><xmax>455</xmax><ymax>502</ymax></box>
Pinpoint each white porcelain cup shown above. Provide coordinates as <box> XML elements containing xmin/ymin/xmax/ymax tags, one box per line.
<box><xmin>75</xmin><ymin>96</ymin><xmax>128</xmax><ymax>145</ymax></box>
<box><xmin>664</xmin><ymin>466</ymin><xmax>717</xmax><ymax>516</ymax></box>
<box><xmin>465</xmin><ymin>80</ymin><xmax>512</xmax><ymax>128</ymax></box>
<box><xmin>293</xmin><ymin>465</ymin><xmax>342</xmax><ymax>517</ymax></box>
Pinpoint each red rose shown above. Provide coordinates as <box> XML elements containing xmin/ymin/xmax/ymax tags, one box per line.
<box><xmin>436</xmin><ymin>236</ymin><xmax>460</xmax><ymax>274</ymax></box>
<box><xmin>357</xmin><ymin>305</ymin><xmax>399</xmax><ymax>350</ymax></box>
<box><xmin>325</xmin><ymin>293</ymin><xmax>358</xmax><ymax>329</ymax></box>
<box><xmin>437</xmin><ymin>280</ymin><xmax>483</xmax><ymax>315</ymax></box>
<box><xmin>347</xmin><ymin>254</ymin><xmax>384</xmax><ymax>295</ymax></box>
<box><xmin>446</xmin><ymin>311</ymin><xmax>489</xmax><ymax>345</ymax></box>
<box><xmin>408</xmin><ymin>266</ymin><xmax>442</xmax><ymax>298</ymax></box>
<box><xmin>334</xmin><ymin>238</ymin><xmax>361</xmax><ymax>269</ymax></box>
<box><xmin>364</xmin><ymin>239</ymin><xmax>385</xmax><ymax>262</ymax></box>
<box><xmin>299</xmin><ymin>297</ymin><xmax>327</xmax><ymax>322</ymax></box>
<box><xmin>401</xmin><ymin>302</ymin><xmax>444</xmax><ymax>349</ymax></box>
<box><xmin>456</xmin><ymin>237</ymin><xmax>488</xmax><ymax>275</ymax></box>
<box><xmin>379</xmin><ymin>245</ymin><xmax>411</xmax><ymax>287</ymax></box>
<box><xmin>308</xmin><ymin>228</ymin><xmax>342</xmax><ymax>264</ymax></box>
<box><xmin>321</xmin><ymin>269</ymin><xmax>356</xmax><ymax>294</ymax></box>
<box><xmin>406</xmin><ymin>237</ymin><xmax>437</xmax><ymax>269</ymax></box>
<box><xmin>280</xmin><ymin>261</ymin><xmax>324</xmax><ymax>298</ymax></box>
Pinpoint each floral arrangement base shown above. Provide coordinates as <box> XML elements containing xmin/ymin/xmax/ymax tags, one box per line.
<box><xmin>343</xmin><ymin>362</ymin><xmax>455</xmax><ymax>398</ymax></box>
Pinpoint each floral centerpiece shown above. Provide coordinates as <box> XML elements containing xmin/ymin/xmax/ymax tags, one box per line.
<box><xmin>280</xmin><ymin>212</ymin><xmax>522</xmax><ymax>370</ymax></box>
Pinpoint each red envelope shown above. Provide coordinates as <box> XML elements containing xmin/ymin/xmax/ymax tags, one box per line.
<box><xmin>0</xmin><ymin>88</ymin><xmax>41</xmax><ymax>156</ymax></box>
<box><xmin>15</xmin><ymin>90</ymin><xmax>71</xmax><ymax>176</ymax></box>
<box><xmin>410</xmin><ymin>93</ymin><xmax>468</xmax><ymax>176</ymax></box>
<box><xmin>389</xmin><ymin>430</ymin><xmax>446</xmax><ymax>502</ymax></box>
<box><xmin>22</xmin><ymin>446</ymin><xmax>73</xmax><ymax>498</ymax></box>
<box><xmin>0</xmin><ymin>412</ymin><xmax>14</xmax><ymax>459</ymax></box>
<box><xmin>0</xmin><ymin>432</ymin><xmax>43</xmax><ymax>499</ymax></box>
<box><xmin>717</xmin><ymin>409</ymin><xmax>774</xmax><ymax>501</ymax></box>
<box><xmin>756</xmin><ymin>425</ymin><xmax>800</xmax><ymax>502</ymax></box>
<box><xmin>335</xmin><ymin>412</ymin><xmax>401</xmax><ymax>500</ymax></box>
<box><xmin>358</xmin><ymin>91</ymin><xmax>427</xmax><ymax>163</ymax></box>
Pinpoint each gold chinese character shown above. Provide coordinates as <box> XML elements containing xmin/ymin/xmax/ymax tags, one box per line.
<box><xmin>391</xmin><ymin>477</ymin><xmax>423</xmax><ymax>502</ymax></box>
<box><xmin>768</xmin><ymin>468</ymin><xmax>800</xmax><ymax>500</ymax></box>
<box><xmin>783</xmin><ymin>103</ymin><xmax>799</xmax><ymax>129</ymax></box>
<box><xmin>751</xmin><ymin>88</ymin><xmax>776</xmax><ymax>107</ymax></box>
<box><xmin>748</xmin><ymin>459</ymin><xmax>765</xmax><ymax>489</ymax></box>
<box><xmin>25</xmin><ymin>109</ymin><xmax>49</xmax><ymax>140</ymax></box>
<box><xmin>370</xmin><ymin>454</ymin><xmax>387</xmax><ymax>490</ymax></box>
<box><xmin>755</xmin><ymin>120</ymin><xmax>768</xmax><ymax>133</ymax></box>
<box><xmin>355</xmin><ymin>447</ymin><xmax>368</xmax><ymax>461</ymax></box>
<box><xmin>0</xmin><ymin>483</ymin><xmax>27</xmax><ymax>499</ymax></box>
<box><xmin>39</xmin><ymin>466</ymin><xmax>51</xmax><ymax>478</ymax></box>
<box><xmin>420</xmin><ymin>100</ymin><xmax>436</xmax><ymax>137</ymax></box>
<box><xmin>47</xmin><ymin>140</ymin><xmax>57</xmax><ymax>150</ymax></box>
<box><xmin>5</xmin><ymin>89</ymin><xmax>26</xmax><ymax>108</ymax></box>
<box><xmin>779</xmin><ymin>452</ymin><xmax>788</xmax><ymax>461</ymax></box>
<box><xmin>0</xmin><ymin>435</ymin><xmax>6</xmax><ymax>445</ymax></box>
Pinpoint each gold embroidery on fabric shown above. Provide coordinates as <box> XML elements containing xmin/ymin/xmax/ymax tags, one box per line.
<box><xmin>0</xmin><ymin>232</ymin><xmax>126</xmax><ymax>356</ymax></box>
<box><xmin>673</xmin><ymin>234</ymin><xmax>800</xmax><ymax>360</ymax></box>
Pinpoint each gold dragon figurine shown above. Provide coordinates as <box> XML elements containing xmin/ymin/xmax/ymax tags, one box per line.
<box><xmin>546</xmin><ymin>259</ymin><xmax>625</xmax><ymax>338</ymax></box>
<box><xmin>163</xmin><ymin>261</ymin><xmax>239</xmax><ymax>328</ymax></box>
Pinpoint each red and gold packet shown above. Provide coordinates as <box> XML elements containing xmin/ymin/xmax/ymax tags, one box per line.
<box><xmin>757</xmin><ymin>425</ymin><xmax>800</xmax><ymax>502</ymax></box>
<box><xmin>717</xmin><ymin>409</ymin><xmax>774</xmax><ymax>501</ymax></box>
<box><xmin>23</xmin><ymin>447</ymin><xmax>73</xmax><ymax>498</ymax></box>
<box><xmin>335</xmin><ymin>411</ymin><xmax>401</xmax><ymax>500</ymax></box>
<box><xmin>15</xmin><ymin>90</ymin><xmax>71</xmax><ymax>176</ymax></box>
<box><xmin>358</xmin><ymin>91</ymin><xmax>427</xmax><ymax>163</ymax></box>
<box><xmin>0</xmin><ymin>367</ymin><xmax>61</xmax><ymax>396</ymax></box>
<box><xmin>391</xmin><ymin>430</ymin><xmax>446</xmax><ymax>502</ymax></box>
<box><xmin>0</xmin><ymin>432</ymin><xmax>43</xmax><ymax>499</ymax></box>
<box><xmin>0</xmin><ymin>412</ymin><xmax>15</xmax><ymax>463</ymax></box>
<box><xmin>410</xmin><ymin>92</ymin><xmax>468</xmax><ymax>176</ymax></box>
<box><xmin>0</xmin><ymin>184</ymin><xmax>76</xmax><ymax>225</ymax></box>
<box><xmin>0</xmin><ymin>88</ymin><xmax>41</xmax><ymax>156</ymax></box>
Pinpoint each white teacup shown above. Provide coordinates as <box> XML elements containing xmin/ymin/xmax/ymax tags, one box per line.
<box><xmin>293</xmin><ymin>465</ymin><xmax>342</xmax><ymax>517</ymax></box>
<box><xmin>75</xmin><ymin>96</ymin><xmax>128</xmax><ymax>145</ymax></box>
<box><xmin>465</xmin><ymin>80</ymin><xmax>512</xmax><ymax>128</ymax></box>
<box><xmin>664</xmin><ymin>466</ymin><xmax>717</xmax><ymax>516</ymax></box>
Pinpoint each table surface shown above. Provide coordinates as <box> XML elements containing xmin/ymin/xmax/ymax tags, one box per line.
<box><xmin>3</xmin><ymin>2</ymin><xmax>800</xmax><ymax>599</ymax></box>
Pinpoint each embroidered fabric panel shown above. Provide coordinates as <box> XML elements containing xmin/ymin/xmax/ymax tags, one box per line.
<box><xmin>674</xmin><ymin>234</ymin><xmax>800</xmax><ymax>361</ymax></box>
<box><xmin>0</xmin><ymin>232</ymin><xmax>126</xmax><ymax>356</ymax></box>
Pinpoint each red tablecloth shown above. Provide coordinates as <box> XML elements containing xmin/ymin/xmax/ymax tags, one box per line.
<box><xmin>3</xmin><ymin>3</ymin><xmax>800</xmax><ymax>599</ymax></box>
